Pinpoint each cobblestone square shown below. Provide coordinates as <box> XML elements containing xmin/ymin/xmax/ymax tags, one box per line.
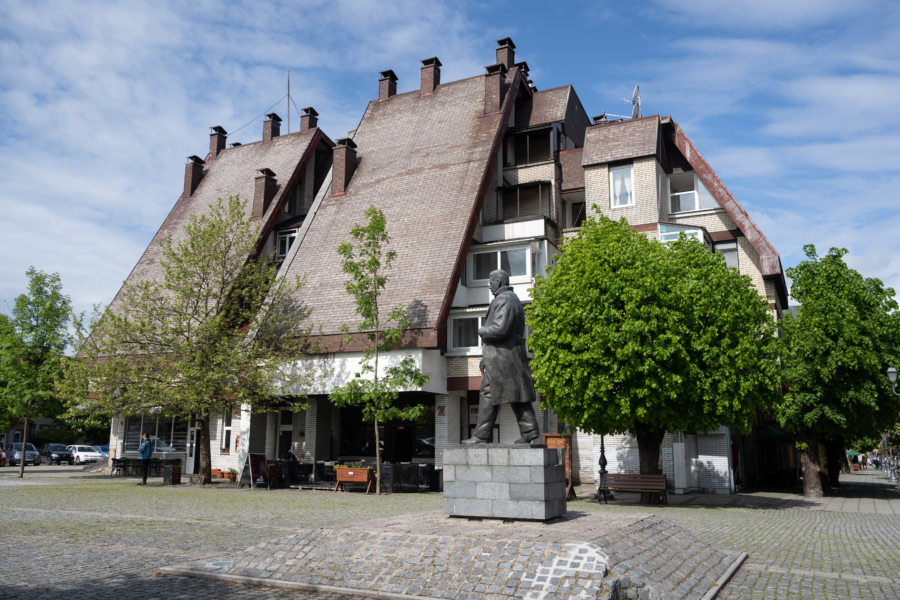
<box><xmin>1</xmin><ymin>465</ymin><xmax>897</xmax><ymax>599</ymax></box>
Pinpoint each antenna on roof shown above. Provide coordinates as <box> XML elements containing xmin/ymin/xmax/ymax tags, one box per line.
<box><xmin>286</xmin><ymin>71</ymin><xmax>291</xmax><ymax>134</ymax></box>
<box><xmin>622</xmin><ymin>85</ymin><xmax>641</xmax><ymax>119</ymax></box>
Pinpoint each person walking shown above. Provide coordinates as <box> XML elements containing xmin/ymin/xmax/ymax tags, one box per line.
<box><xmin>138</xmin><ymin>433</ymin><xmax>154</xmax><ymax>485</ymax></box>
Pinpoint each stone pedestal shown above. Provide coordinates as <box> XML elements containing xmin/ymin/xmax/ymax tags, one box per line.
<box><xmin>442</xmin><ymin>445</ymin><xmax>567</xmax><ymax>521</ymax></box>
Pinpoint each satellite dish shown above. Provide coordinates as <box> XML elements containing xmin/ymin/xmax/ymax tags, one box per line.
<box><xmin>622</xmin><ymin>85</ymin><xmax>642</xmax><ymax>119</ymax></box>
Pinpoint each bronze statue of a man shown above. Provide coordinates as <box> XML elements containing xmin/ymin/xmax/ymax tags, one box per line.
<box><xmin>462</xmin><ymin>269</ymin><xmax>540</xmax><ymax>445</ymax></box>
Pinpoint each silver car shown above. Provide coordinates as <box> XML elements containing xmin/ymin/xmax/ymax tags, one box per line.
<box><xmin>9</xmin><ymin>442</ymin><xmax>41</xmax><ymax>466</ymax></box>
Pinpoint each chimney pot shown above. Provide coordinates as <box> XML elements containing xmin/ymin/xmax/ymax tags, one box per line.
<box><xmin>184</xmin><ymin>155</ymin><xmax>205</xmax><ymax>197</ymax></box>
<box><xmin>209</xmin><ymin>126</ymin><xmax>227</xmax><ymax>159</ymax></box>
<box><xmin>300</xmin><ymin>107</ymin><xmax>318</xmax><ymax>132</ymax></box>
<box><xmin>332</xmin><ymin>138</ymin><xmax>358</xmax><ymax>195</ymax></box>
<box><xmin>379</xmin><ymin>69</ymin><xmax>398</xmax><ymax>101</ymax></box>
<box><xmin>253</xmin><ymin>168</ymin><xmax>278</xmax><ymax>219</ymax></box>
<box><xmin>263</xmin><ymin>113</ymin><xmax>282</xmax><ymax>142</ymax></box>
<box><xmin>484</xmin><ymin>63</ymin><xmax>508</xmax><ymax>115</ymax></box>
<box><xmin>496</xmin><ymin>37</ymin><xmax>516</xmax><ymax>69</ymax></box>
<box><xmin>420</xmin><ymin>57</ymin><xmax>441</xmax><ymax>95</ymax></box>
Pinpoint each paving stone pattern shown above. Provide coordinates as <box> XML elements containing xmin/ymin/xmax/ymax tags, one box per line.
<box><xmin>180</xmin><ymin>511</ymin><xmax>736</xmax><ymax>599</ymax></box>
<box><xmin>1</xmin><ymin>466</ymin><xmax>899</xmax><ymax>599</ymax></box>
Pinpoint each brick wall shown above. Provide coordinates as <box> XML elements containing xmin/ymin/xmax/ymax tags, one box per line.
<box><xmin>584</xmin><ymin>156</ymin><xmax>659</xmax><ymax>224</ymax></box>
<box><xmin>434</xmin><ymin>392</ymin><xmax>462</xmax><ymax>468</ymax></box>
<box><xmin>447</xmin><ymin>356</ymin><xmax>481</xmax><ymax>377</ymax></box>
<box><xmin>697</xmin><ymin>429</ymin><xmax>732</xmax><ymax>493</ymax></box>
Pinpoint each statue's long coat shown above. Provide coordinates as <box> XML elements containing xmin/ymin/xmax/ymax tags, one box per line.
<box><xmin>478</xmin><ymin>286</ymin><xmax>536</xmax><ymax>406</ymax></box>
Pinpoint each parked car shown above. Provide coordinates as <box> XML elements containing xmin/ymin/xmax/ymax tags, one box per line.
<box><xmin>9</xmin><ymin>442</ymin><xmax>41</xmax><ymax>466</ymax></box>
<box><xmin>40</xmin><ymin>443</ymin><xmax>75</xmax><ymax>465</ymax></box>
<box><xmin>68</xmin><ymin>445</ymin><xmax>103</xmax><ymax>464</ymax></box>
<box><xmin>95</xmin><ymin>444</ymin><xmax>110</xmax><ymax>458</ymax></box>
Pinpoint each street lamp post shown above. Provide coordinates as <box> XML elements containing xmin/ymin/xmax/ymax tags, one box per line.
<box><xmin>596</xmin><ymin>434</ymin><xmax>612</xmax><ymax>502</ymax></box>
<box><xmin>886</xmin><ymin>368</ymin><xmax>899</xmax><ymax>486</ymax></box>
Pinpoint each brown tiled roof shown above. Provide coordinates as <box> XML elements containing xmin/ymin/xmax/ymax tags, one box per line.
<box><xmin>515</xmin><ymin>86</ymin><xmax>570</xmax><ymax>129</ymax></box>
<box><xmin>581</xmin><ymin>116</ymin><xmax>659</xmax><ymax>166</ymax></box>
<box><xmin>282</xmin><ymin>75</ymin><xmax>509</xmax><ymax>342</ymax></box>
<box><xmin>559</xmin><ymin>148</ymin><xmax>584</xmax><ymax>191</ymax></box>
<box><xmin>109</xmin><ymin>130</ymin><xmax>320</xmax><ymax>313</ymax></box>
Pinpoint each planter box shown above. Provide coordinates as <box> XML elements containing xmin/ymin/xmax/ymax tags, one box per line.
<box><xmin>334</xmin><ymin>467</ymin><xmax>375</xmax><ymax>494</ymax></box>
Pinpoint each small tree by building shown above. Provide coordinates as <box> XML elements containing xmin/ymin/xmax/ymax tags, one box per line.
<box><xmin>62</xmin><ymin>196</ymin><xmax>314</xmax><ymax>483</ymax></box>
<box><xmin>527</xmin><ymin>217</ymin><xmax>779</xmax><ymax>502</ymax></box>
<box><xmin>777</xmin><ymin>245</ymin><xmax>899</xmax><ymax>498</ymax></box>
<box><xmin>0</xmin><ymin>268</ymin><xmax>71</xmax><ymax>478</ymax></box>
<box><xmin>330</xmin><ymin>206</ymin><xmax>429</xmax><ymax>494</ymax></box>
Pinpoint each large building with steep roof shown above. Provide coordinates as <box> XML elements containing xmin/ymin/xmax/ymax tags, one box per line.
<box><xmin>108</xmin><ymin>38</ymin><xmax>787</xmax><ymax>493</ymax></box>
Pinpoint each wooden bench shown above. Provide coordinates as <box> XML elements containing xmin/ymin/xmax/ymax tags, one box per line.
<box><xmin>597</xmin><ymin>473</ymin><xmax>668</xmax><ymax>504</ymax></box>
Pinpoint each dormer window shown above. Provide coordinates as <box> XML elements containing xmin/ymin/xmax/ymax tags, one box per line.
<box><xmin>498</xmin><ymin>182</ymin><xmax>549</xmax><ymax>220</ymax></box>
<box><xmin>668</xmin><ymin>172</ymin><xmax>719</xmax><ymax>213</ymax></box>
<box><xmin>275</xmin><ymin>228</ymin><xmax>298</xmax><ymax>261</ymax></box>
<box><xmin>609</xmin><ymin>163</ymin><xmax>634</xmax><ymax>208</ymax></box>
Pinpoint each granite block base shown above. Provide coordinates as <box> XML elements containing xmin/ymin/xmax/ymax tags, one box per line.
<box><xmin>442</xmin><ymin>444</ymin><xmax>567</xmax><ymax>520</ymax></box>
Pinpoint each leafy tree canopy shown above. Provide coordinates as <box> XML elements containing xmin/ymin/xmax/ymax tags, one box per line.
<box><xmin>61</xmin><ymin>196</ymin><xmax>314</xmax><ymax>482</ymax></box>
<box><xmin>0</xmin><ymin>268</ymin><xmax>71</xmax><ymax>423</ymax></box>
<box><xmin>527</xmin><ymin>216</ymin><xmax>779</xmax><ymax>476</ymax></box>
<box><xmin>777</xmin><ymin>245</ymin><xmax>899</xmax><ymax>445</ymax></box>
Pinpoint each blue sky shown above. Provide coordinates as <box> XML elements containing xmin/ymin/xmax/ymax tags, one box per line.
<box><xmin>1</xmin><ymin>0</ymin><xmax>899</xmax><ymax>316</ymax></box>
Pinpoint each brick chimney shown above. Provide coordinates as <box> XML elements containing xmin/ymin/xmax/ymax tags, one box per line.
<box><xmin>184</xmin><ymin>155</ymin><xmax>205</xmax><ymax>197</ymax></box>
<box><xmin>209</xmin><ymin>126</ymin><xmax>227</xmax><ymax>159</ymax></box>
<box><xmin>484</xmin><ymin>63</ymin><xmax>508</xmax><ymax>115</ymax></box>
<box><xmin>253</xmin><ymin>168</ymin><xmax>277</xmax><ymax>219</ymax></box>
<box><xmin>420</xmin><ymin>57</ymin><xmax>441</xmax><ymax>95</ymax></box>
<box><xmin>496</xmin><ymin>37</ymin><xmax>515</xmax><ymax>69</ymax></box>
<box><xmin>379</xmin><ymin>70</ymin><xmax>397</xmax><ymax>101</ymax></box>
<box><xmin>332</xmin><ymin>138</ymin><xmax>357</xmax><ymax>195</ymax></box>
<box><xmin>300</xmin><ymin>107</ymin><xmax>318</xmax><ymax>132</ymax></box>
<box><xmin>263</xmin><ymin>113</ymin><xmax>282</xmax><ymax>142</ymax></box>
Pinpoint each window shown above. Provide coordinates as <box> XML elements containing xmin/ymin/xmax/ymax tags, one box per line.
<box><xmin>123</xmin><ymin>416</ymin><xmax>188</xmax><ymax>452</ymax></box>
<box><xmin>668</xmin><ymin>172</ymin><xmax>719</xmax><ymax>213</ymax></box>
<box><xmin>450</xmin><ymin>315</ymin><xmax>484</xmax><ymax>349</ymax></box>
<box><xmin>505</xmin><ymin>128</ymin><xmax>552</xmax><ymax>166</ymax></box>
<box><xmin>499</xmin><ymin>182</ymin><xmax>548</xmax><ymax>220</ymax></box>
<box><xmin>659</xmin><ymin>223</ymin><xmax>704</xmax><ymax>243</ymax></box>
<box><xmin>610</xmin><ymin>164</ymin><xmax>634</xmax><ymax>207</ymax></box>
<box><xmin>567</xmin><ymin>201</ymin><xmax>586</xmax><ymax>228</ymax></box>
<box><xmin>471</xmin><ymin>247</ymin><xmax>529</xmax><ymax>282</ymax></box>
<box><xmin>275</xmin><ymin>228</ymin><xmax>298</xmax><ymax>261</ymax></box>
<box><xmin>221</xmin><ymin>412</ymin><xmax>233</xmax><ymax>453</ymax></box>
<box><xmin>715</xmin><ymin>241</ymin><xmax>739</xmax><ymax>269</ymax></box>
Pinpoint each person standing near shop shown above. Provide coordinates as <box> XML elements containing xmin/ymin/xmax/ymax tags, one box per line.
<box><xmin>138</xmin><ymin>432</ymin><xmax>154</xmax><ymax>485</ymax></box>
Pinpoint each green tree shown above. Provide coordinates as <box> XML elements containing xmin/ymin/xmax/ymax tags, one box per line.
<box><xmin>62</xmin><ymin>196</ymin><xmax>314</xmax><ymax>483</ymax></box>
<box><xmin>0</xmin><ymin>268</ymin><xmax>71</xmax><ymax>478</ymax></box>
<box><xmin>777</xmin><ymin>245</ymin><xmax>899</xmax><ymax>497</ymax></box>
<box><xmin>527</xmin><ymin>217</ymin><xmax>778</xmax><ymax>502</ymax></box>
<box><xmin>330</xmin><ymin>206</ymin><xmax>429</xmax><ymax>493</ymax></box>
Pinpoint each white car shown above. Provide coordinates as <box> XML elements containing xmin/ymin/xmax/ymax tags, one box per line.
<box><xmin>68</xmin><ymin>445</ymin><xmax>103</xmax><ymax>464</ymax></box>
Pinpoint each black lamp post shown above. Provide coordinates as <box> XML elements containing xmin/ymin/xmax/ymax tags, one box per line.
<box><xmin>596</xmin><ymin>434</ymin><xmax>612</xmax><ymax>502</ymax></box>
<box><xmin>887</xmin><ymin>368</ymin><xmax>899</xmax><ymax>485</ymax></box>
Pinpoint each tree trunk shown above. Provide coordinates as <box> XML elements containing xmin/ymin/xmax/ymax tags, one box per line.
<box><xmin>634</xmin><ymin>423</ymin><xmax>665</xmax><ymax>505</ymax></box>
<box><xmin>800</xmin><ymin>441</ymin><xmax>823</xmax><ymax>498</ymax></box>
<box><xmin>197</xmin><ymin>413</ymin><xmax>212</xmax><ymax>484</ymax></box>
<box><xmin>374</xmin><ymin>417</ymin><xmax>382</xmax><ymax>496</ymax></box>
<box><xmin>17</xmin><ymin>416</ymin><xmax>29</xmax><ymax>479</ymax></box>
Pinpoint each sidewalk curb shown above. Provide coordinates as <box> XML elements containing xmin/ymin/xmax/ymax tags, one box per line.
<box><xmin>700</xmin><ymin>551</ymin><xmax>748</xmax><ymax>600</ymax></box>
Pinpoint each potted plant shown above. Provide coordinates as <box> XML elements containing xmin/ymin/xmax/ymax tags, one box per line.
<box><xmin>228</xmin><ymin>468</ymin><xmax>238</xmax><ymax>482</ymax></box>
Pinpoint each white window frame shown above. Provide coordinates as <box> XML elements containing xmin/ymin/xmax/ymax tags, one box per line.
<box><xmin>658</xmin><ymin>223</ymin><xmax>704</xmax><ymax>244</ymax></box>
<box><xmin>715</xmin><ymin>241</ymin><xmax>739</xmax><ymax>269</ymax></box>
<box><xmin>609</xmin><ymin>163</ymin><xmax>634</xmax><ymax>208</ymax></box>
<box><xmin>468</xmin><ymin>244</ymin><xmax>534</xmax><ymax>286</ymax></box>
<box><xmin>668</xmin><ymin>172</ymin><xmax>720</xmax><ymax>214</ymax></box>
<box><xmin>221</xmin><ymin>412</ymin><xmax>233</xmax><ymax>453</ymax></box>
<box><xmin>275</xmin><ymin>228</ymin><xmax>298</xmax><ymax>261</ymax></box>
<box><xmin>448</xmin><ymin>312</ymin><xmax>486</xmax><ymax>353</ymax></box>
